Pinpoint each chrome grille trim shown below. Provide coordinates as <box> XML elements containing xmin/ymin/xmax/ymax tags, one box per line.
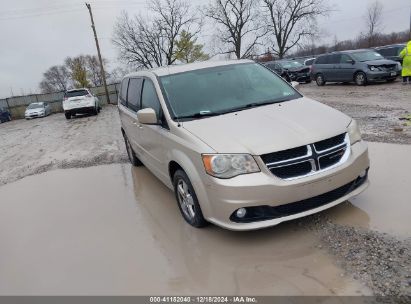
<box><xmin>263</xmin><ymin>133</ymin><xmax>350</xmax><ymax>180</ymax></box>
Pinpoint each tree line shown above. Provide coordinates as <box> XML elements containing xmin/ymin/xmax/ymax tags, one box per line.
<box><xmin>39</xmin><ymin>0</ymin><xmax>410</xmax><ymax>93</ymax></box>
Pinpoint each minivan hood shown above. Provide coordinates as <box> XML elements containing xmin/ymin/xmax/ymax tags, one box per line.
<box><xmin>182</xmin><ymin>97</ymin><xmax>351</xmax><ymax>155</ymax></box>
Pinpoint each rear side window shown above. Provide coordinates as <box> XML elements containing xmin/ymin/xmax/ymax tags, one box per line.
<box><xmin>141</xmin><ymin>79</ymin><xmax>161</xmax><ymax>120</ymax></box>
<box><xmin>328</xmin><ymin>54</ymin><xmax>341</xmax><ymax>64</ymax></box>
<box><xmin>315</xmin><ymin>55</ymin><xmax>328</xmax><ymax>64</ymax></box>
<box><xmin>127</xmin><ymin>78</ymin><xmax>143</xmax><ymax>112</ymax></box>
<box><xmin>65</xmin><ymin>90</ymin><xmax>89</xmax><ymax>98</ymax></box>
<box><xmin>120</xmin><ymin>78</ymin><xmax>129</xmax><ymax>107</ymax></box>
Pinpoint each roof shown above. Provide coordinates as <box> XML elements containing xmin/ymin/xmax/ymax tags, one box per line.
<box><xmin>125</xmin><ymin>59</ymin><xmax>254</xmax><ymax>78</ymax></box>
<box><xmin>374</xmin><ymin>43</ymin><xmax>406</xmax><ymax>49</ymax></box>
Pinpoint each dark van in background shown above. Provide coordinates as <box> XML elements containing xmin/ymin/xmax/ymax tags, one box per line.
<box><xmin>311</xmin><ymin>49</ymin><xmax>401</xmax><ymax>86</ymax></box>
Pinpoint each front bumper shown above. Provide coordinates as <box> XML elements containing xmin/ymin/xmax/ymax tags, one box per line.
<box><xmin>199</xmin><ymin>140</ymin><xmax>370</xmax><ymax>231</ymax></box>
<box><xmin>366</xmin><ymin>70</ymin><xmax>399</xmax><ymax>81</ymax></box>
<box><xmin>289</xmin><ymin>73</ymin><xmax>311</xmax><ymax>83</ymax></box>
<box><xmin>25</xmin><ymin>113</ymin><xmax>45</xmax><ymax>119</ymax></box>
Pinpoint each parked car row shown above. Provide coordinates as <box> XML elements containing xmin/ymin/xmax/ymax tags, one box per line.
<box><xmin>263</xmin><ymin>47</ymin><xmax>403</xmax><ymax>86</ymax></box>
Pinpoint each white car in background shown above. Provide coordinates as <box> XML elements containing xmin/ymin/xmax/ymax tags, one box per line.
<box><xmin>25</xmin><ymin>102</ymin><xmax>52</xmax><ymax>119</ymax></box>
<box><xmin>63</xmin><ymin>88</ymin><xmax>100</xmax><ymax>120</ymax></box>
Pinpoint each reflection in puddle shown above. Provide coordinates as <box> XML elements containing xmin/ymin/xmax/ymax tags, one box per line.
<box><xmin>326</xmin><ymin>142</ymin><xmax>411</xmax><ymax>239</ymax></box>
<box><xmin>0</xmin><ymin>164</ymin><xmax>370</xmax><ymax>295</ymax></box>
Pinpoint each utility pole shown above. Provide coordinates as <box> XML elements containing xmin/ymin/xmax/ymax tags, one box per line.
<box><xmin>85</xmin><ymin>2</ymin><xmax>110</xmax><ymax>104</ymax></box>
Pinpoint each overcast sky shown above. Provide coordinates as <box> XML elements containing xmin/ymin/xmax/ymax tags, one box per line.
<box><xmin>0</xmin><ymin>0</ymin><xmax>410</xmax><ymax>98</ymax></box>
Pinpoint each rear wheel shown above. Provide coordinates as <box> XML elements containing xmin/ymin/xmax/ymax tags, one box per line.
<box><xmin>354</xmin><ymin>72</ymin><xmax>367</xmax><ymax>86</ymax></box>
<box><xmin>65</xmin><ymin>112</ymin><xmax>71</xmax><ymax>120</ymax></box>
<box><xmin>124</xmin><ymin>134</ymin><xmax>143</xmax><ymax>167</ymax></box>
<box><xmin>173</xmin><ymin>170</ymin><xmax>208</xmax><ymax>228</ymax></box>
<box><xmin>315</xmin><ymin>74</ymin><xmax>326</xmax><ymax>86</ymax></box>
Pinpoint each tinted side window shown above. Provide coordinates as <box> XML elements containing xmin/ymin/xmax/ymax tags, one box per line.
<box><xmin>120</xmin><ymin>78</ymin><xmax>129</xmax><ymax>106</ymax></box>
<box><xmin>340</xmin><ymin>54</ymin><xmax>352</xmax><ymax>63</ymax></box>
<box><xmin>127</xmin><ymin>78</ymin><xmax>142</xmax><ymax>112</ymax></box>
<box><xmin>329</xmin><ymin>54</ymin><xmax>341</xmax><ymax>64</ymax></box>
<box><xmin>141</xmin><ymin>79</ymin><xmax>161</xmax><ymax>120</ymax></box>
<box><xmin>315</xmin><ymin>55</ymin><xmax>328</xmax><ymax>64</ymax></box>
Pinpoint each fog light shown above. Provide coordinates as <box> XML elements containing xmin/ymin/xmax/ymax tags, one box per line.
<box><xmin>236</xmin><ymin>208</ymin><xmax>247</xmax><ymax>218</ymax></box>
<box><xmin>359</xmin><ymin>170</ymin><xmax>366</xmax><ymax>178</ymax></box>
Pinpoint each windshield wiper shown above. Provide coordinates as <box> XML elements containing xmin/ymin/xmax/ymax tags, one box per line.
<box><xmin>176</xmin><ymin>111</ymin><xmax>222</xmax><ymax>119</ymax></box>
<box><xmin>222</xmin><ymin>99</ymin><xmax>287</xmax><ymax>114</ymax></box>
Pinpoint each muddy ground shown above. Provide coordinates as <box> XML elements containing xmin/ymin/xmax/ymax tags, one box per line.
<box><xmin>0</xmin><ymin>108</ymin><xmax>128</xmax><ymax>186</ymax></box>
<box><xmin>299</xmin><ymin>80</ymin><xmax>411</xmax><ymax>144</ymax></box>
<box><xmin>0</xmin><ymin>83</ymin><xmax>410</xmax><ymax>297</ymax></box>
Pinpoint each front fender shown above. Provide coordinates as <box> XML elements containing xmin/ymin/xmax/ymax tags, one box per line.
<box><xmin>167</xmin><ymin>149</ymin><xmax>213</xmax><ymax>219</ymax></box>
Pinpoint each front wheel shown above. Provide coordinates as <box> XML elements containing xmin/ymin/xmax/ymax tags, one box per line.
<box><xmin>315</xmin><ymin>74</ymin><xmax>326</xmax><ymax>86</ymax></box>
<box><xmin>355</xmin><ymin>72</ymin><xmax>367</xmax><ymax>86</ymax></box>
<box><xmin>173</xmin><ymin>170</ymin><xmax>208</xmax><ymax>228</ymax></box>
<box><xmin>65</xmin><ymin>112</ymin><xmax>71</xmax><ymax>120</ymax></box>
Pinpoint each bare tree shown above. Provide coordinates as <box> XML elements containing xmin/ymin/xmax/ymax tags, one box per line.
<box><xmin>262</xmin><ymin>0</ymin><xmax>329</xmax><ymax>58</ymax></box>
<box><xmin>39</xmin><ymin>65</ymin><xmax>70</xmax><ymax>93</ymax></box>
<box><xmin>85</xmin><ymin>55</ymin><xmax>109</xmax><ymax>86</ymax></box>
<box><xmin>205</xmin><ymin>0</ymin><xmax>265</xmax><ymax>59</ymax></box>
<box><xmin>365</xmin><ymin>0</ymin><xmax>383</xmax><ymax>47</ymax></box>
<box><xmin>112</xmin><ymin>0</ymin><xmax>199</xmax><ymax>68</ymax></box>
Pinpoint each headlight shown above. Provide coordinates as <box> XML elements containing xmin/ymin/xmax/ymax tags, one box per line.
<box><xmin>348</xmin><ymin>119</ymin><xmax>362</xmax><ymax>145</ymax></box>
<box><xmin>369</xmin><ymin>65</ymin><xmax>377</xmax><ymax>71</ymax></box>
<box><xmin>202</xmin><ymin>154</ymin><xmax>260</xmax><ymax>179</ymax></box>
<box><xmin>397</xmin><ymin>62</ymin><xmax>402</xmax><ymax>70</ymax></box>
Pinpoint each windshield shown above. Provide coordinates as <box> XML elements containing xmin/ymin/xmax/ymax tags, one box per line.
<box><xmin>65</xmin><ymin>90</ymin><xmax>89</xmax><ymax>98</ymax></box>
<box><xmin>27</xmin><ymin>103</ymin><xmax>44</xmax><ymax>109</ymax></box>
<box><xmin>352</xmin><ymin>51</ymin><xmax>384</xmax><ymax>62</ymax></box>
<box><xmin>159</xmin><ymin>63</ymin><xmax>301</xmax><ymax>120</ymax></box>
<box><xmin>278</xmin><ymin>61</ymin><xmax>304</xmax><ymax>69</ymax></box>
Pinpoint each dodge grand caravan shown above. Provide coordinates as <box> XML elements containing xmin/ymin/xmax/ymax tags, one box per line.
<box><xmin>118</xmin><ymin>60</ymin><xmax>369</xmax><ymax>231</ymax></box>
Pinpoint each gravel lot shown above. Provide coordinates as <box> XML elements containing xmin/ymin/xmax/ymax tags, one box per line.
<box><xmin>299</xmin><ymin>80</ymin><xmax>411</xmax><ymax>144</ymax></box>
<box><xmin>0</xmin><ymin>106</ymin><xmax>128</xmax><ymax>186</ymax></box>
<box><xmin>0</xmin><ymin>84</ymin><xmax>410</xmax><ymax>297</ymax></box>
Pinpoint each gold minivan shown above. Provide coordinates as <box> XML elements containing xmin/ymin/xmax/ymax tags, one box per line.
<box><xmin>118</xmin><ymin>60</ymin><xmax>369</xmax><ymax>231</ymax></box>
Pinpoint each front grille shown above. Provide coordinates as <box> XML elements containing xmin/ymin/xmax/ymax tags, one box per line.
<box><xmin>261</xmin><ymin>146</ymin><xmax>307</xmax><ymax>163</ymax></box>
<box><xmin>271</xmin><ymin>161</ymin><xmax>313</xmax><ymax>179</ymax></box>
<box><xmin>314</xmin><ymin>133</ymin><xmax>345</xmax><ymax>151</ymax></box>
<box><xmin>230</xmin><ymin>171</ymin><xmax>368</xmax><ymax>223</ymax></box>
<box><xmin>262</xmin><ymin>133</ymin><xmax>349</xmax><ymax>179</ymax></box>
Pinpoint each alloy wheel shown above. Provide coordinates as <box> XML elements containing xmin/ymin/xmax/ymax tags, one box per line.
<box><xmin>176</xmin><ymin>179</ymin><xmax>196</xmax><ymax>220</ymax></box>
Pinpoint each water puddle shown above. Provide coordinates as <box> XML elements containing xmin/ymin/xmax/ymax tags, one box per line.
<box><xmin>0</xmin><ymin>142</ymin><xmax>408</xmax><ymax>295</ymax></box>
<box><xmin>0</xmin><ymin>164</ymin><xmax>370</xmax><ymax>295</ymax></box>
<box><xmin>325</xmin><ymin>142</ymin><xmax>411</xmax><ymax>239</ymax></box>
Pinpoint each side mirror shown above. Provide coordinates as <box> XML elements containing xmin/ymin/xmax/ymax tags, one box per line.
<box><xmin>137</xmin><ymin>108</ymin><xmax>158</xmax><ymax>125</ymax></box>
<box><xmin>291</xmin><ymin>81</ymin><xmax>300</xmax><ymax>88</ymax></box>
<box><xmin>347</xmin><ymin>59</ymin><xmax>355</xmax><ymax>65</ymax></box>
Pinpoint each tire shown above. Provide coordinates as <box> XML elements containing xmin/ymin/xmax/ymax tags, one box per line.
<box><xmin>65</xmin><ymin>112</ymin><xmax>71</xmax><ymax>120</ymax></box>
<box><xmin>354</xmin><ymin>72</ymin><xmax>367</xmax><ymax>86</ymax></box>
<box><xmin>123</xmin><ymin>134</ymin><xmax>143</xmax><ymax>167</ymax></box>
<box><xmin>173</xmin><ymin>170</ymin><xmax>208</xmax><ymax>228</ymax></box>
<box><xmin>315</xmin><ymin>74</ymin><xmax>326</xmax><ymax>86</ymax></box>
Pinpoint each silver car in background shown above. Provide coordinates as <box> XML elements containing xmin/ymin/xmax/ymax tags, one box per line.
<box><xmin>25</xmin><ymin>102</ymin><xmax>52</xmax><ymax>119</ymax></box>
